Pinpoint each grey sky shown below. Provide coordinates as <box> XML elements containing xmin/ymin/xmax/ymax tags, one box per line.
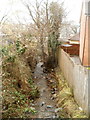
<box><xmin>0</xmin><ymin>0</ymin><xmax>82</xmax><ymax>24</ymax></box>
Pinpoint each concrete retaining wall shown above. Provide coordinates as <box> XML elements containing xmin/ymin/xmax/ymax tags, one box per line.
<box><xmin>58</xmin><ymin>48</ymin><xmax>89</xmax><ymax>116</ymax></box>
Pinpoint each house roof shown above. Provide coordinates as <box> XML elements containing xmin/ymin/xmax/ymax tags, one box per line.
<box><xmin>68</xmin><ymin>34</ymin><xmax>80</xmax><ymax>41</ymax></box>
<box><xmin>58</xmin><ymin>38</ymin><xmax>68</xmax><ymax>42</ymax></box>
<box><xmin>0</xmin><ymin>32</ymin><xmax>6</xmax><ymax>36</ymax></box>
<box><xmin>61</xmin><ymin>44</ymin><xmax>72</xmax><ymax>47</ymax></box>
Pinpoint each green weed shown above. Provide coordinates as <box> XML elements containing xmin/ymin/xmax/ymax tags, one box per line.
<box><xmin>24</xmin><ymin>107</ymin><xmax>37</xmax><ymax>114</ymax></box>
<box><xmin>7</xmin><ymin>55</ymin><xmax>16</xmax><ymax>62</ymax></box>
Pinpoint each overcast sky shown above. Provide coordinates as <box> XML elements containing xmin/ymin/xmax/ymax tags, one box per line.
<box><xmin>0</xmin><ymin>0</ymin><xmax>82</xmax><ymax>25</ymax></box>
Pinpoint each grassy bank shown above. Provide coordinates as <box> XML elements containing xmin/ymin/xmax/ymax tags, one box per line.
<box><xmin>55</xmin><ymin>67</ymin><xmax>87</xmax><ymax>118</ymax></box>
<box><xmin>2</xmin><ymin>40</ymin><xmax>39</xmax><ymax>118</ymax></box>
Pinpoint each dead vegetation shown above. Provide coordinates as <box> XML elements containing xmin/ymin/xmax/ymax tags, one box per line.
<box><xmin>55</xmin><ymin>67</ymin><xmax>87</xmax><ymax>118</ymax></box>
<box><xmin>1</xmin><ymin>37</ymin><xmax>39</xmax><ymax>118</ymax></box>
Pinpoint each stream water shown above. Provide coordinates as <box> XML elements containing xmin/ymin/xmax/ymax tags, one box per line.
<box><xmin>28</xmin><ymin>62</ymin><xmax>59</xmax><ymax>118</ymax></box>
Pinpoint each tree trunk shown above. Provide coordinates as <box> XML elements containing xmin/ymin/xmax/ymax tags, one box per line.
<box><xmin>40</xmin><ymin>33</ymin><xmax>45</xmax><ymax>61</ymax></box>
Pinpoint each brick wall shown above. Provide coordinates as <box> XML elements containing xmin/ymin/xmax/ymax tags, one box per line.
<box><xmin>61</xmin><ymin>44</ymin><xmax>80</xmax><ymax>56</ymax></box>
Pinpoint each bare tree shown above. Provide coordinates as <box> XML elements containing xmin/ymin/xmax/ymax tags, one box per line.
<box><xmin>23</xmin><ymin>0</ymin><xmax>48</xmax><ymax>60</ymax></box>
<box><xmin>0</xmin><ymin>12</ymin><xmax>9</xmax><ymax>26</ymax></box>
<box><xmin>60</xmin><ymin>21</ymin><xmax>79</xmax><ymax>39</ymax></box>
<box><xmin>23</xmin><ymin>0</ymin><xmax>65</xmax><ymax>67</ymax></box>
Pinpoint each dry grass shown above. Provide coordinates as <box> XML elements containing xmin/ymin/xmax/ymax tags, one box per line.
<box><xmin>2</xmin><ymin>39</ymin><xmax>39</xmax><ymax>118</ymax></box>
<box><xmin>55</xmin><ymin>67</ymin><xmax>87</xmax><ymax>118</ymax></box>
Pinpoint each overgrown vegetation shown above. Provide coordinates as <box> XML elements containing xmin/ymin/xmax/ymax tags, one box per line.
<box><xmin>23</xmin><ymin>0</ymin><xmax>66</xmax><ymax>71</ymax></box>
<box><xmin>1</xmin><ymin>36</ymin><xmax>39</xmax><ymax>118</ymax></box>
<box><xmin>0</xmin><ymin>0</ymin><xmax>82</xmax><ymax>118</ymax></box>
<box><xmin>55</xmin><ymin>68</ymin><xmax>87</xmax><ymax>118</ymax></box>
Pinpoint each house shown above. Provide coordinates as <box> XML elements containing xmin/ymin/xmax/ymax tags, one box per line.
<box><xmin>59</xmin><ymin>34</ymin><xmax>80</xmax><ymax>56</ymax></box>
<box><xmin>0</xmin><ymin>32</ymin><xmax>14</xmax><ymax>47</ymax></box>
<box><xmin>61</xmin><ymin>44</ymin><xmax>80</xmax><ymax>56</ymax></box>
<box><xmin>79</xmin><ymin>0</ymin><xmax>90</xmax><ymax>66</ymax></box>
<box><xmin>57</xmin><ymin>0</ymin><xmax>90</xmax><ymax>117</ymax></box>
<box><xmin>0</xmin><ymin>32</ymin><xmax>6</xmax><ymax>37</ymax></box>
<box><xmin>58</xmin><ymin>38</ymin><xmax>69</xmax><ymax>44</ymax></box>
<box><xmin>68</xmin><ymin>33</ymin><xmax>80</xmax><ymax>44</ymax></box>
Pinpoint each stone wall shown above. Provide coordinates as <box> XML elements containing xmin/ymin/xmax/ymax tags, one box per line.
<box><xmin>58</xmin><ymin>48</ymin><xmax>89</xmax><ymax>116</ymax></box>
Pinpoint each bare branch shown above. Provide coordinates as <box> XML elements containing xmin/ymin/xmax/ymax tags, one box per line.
<box><xmin>0</xmin><ymin>14</ymin><xmax>8</xmax><ymax>25</ymax></box>
<box><xmin>25</xmin><ymin>4</ymin><xmax>38</xmax><ymax>25</ymax></box>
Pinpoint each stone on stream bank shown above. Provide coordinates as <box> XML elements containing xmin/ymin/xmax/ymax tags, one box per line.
<box><xmin>47</xmin><ymin>105</ymin><xmax>53</xmax><ymax>108</ymax></box>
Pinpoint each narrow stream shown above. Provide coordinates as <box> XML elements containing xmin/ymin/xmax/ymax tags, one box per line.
<box><xmin>30</xmin><ymin>62</ymin><xmax>59</xmax><ymax>118</ymax></box>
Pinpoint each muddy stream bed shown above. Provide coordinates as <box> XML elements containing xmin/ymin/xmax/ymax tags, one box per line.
<box><xmin>27</xmin><ymin>62</ymin><xmax>60</xmax><ymax>118</ymax></box>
